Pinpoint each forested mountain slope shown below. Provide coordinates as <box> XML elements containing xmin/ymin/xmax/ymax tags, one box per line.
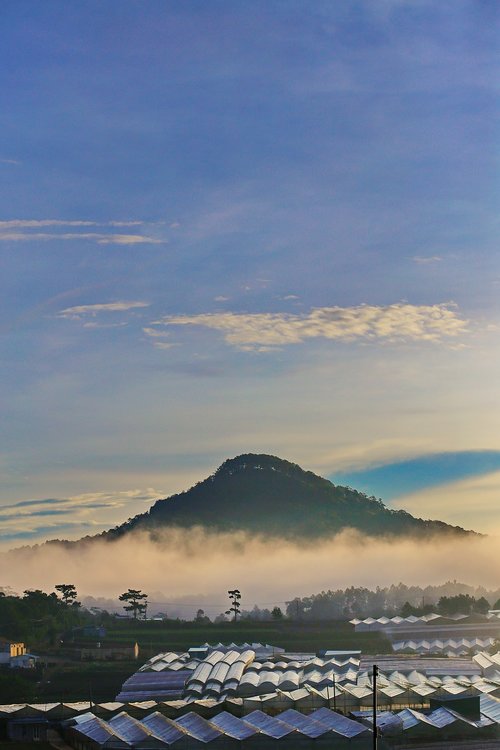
<box><xmin>101</xmin><ymin>453</ymin><xmax>474</xmax><ymax>540</ymax></box>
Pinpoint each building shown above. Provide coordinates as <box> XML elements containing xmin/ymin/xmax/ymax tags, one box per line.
<box><xmin>350</xmin><ymin>613</ymin><xmax>500</xmax><ymax>655</ymax></box>
<box><xmin>114</xmin><ymin>643</ymin><xmax>500</xmax><ymax>716</ymax></box>
<box><xmin>0</xmin><ymin>638</ymin><xmax>27</xmax><ymax>662</ymax></box>
<box><xmin>0</xmin><ymin>638</ymin><xmax>38</xmax><ymax>668</ymax></box>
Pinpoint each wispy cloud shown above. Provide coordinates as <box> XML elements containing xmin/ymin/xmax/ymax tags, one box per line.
<box><xmin>151</xmin><ymin>303</ymin><xmax>468</xmax><ymax>351</ymax></box>
<box><xmin>142</xmin><ymin>326</ymin><xmax>169</xmax><ymax>337</ymax></box>
<box><xmin>0</xmin><ymin>219</ymin><xmax>143</xmax><ymax>228</ymax></box>
<box><xmin>0</xmin><ymin>488</ymin><xmax>164</xmax><ymax>543</ymax></box>
<box><xmin>142</xmin><ymin>327</ymin><xmax>177</xmax><ymax>350</ymax></box>
<box><xmin>152</xmin><ymin>342</ymin><xmax>177</xmax><ymax>350</ymax></box>
<box><xmin>413</xmin><ymin>256</ymin><xmax>443</xmax><ymax>264</ymax></box>
<box><xmin>82</xmin><ymin>321</ymin><xmax>129</xmax><ymax>329</ymax></box>
<box><xmin>0</xmin><ymin>232</ymin><xmax>161</xmax><ymax>244</ymax></box>
<box><xmin>58</xmin><ymin>301</ymin><xmax>150</xmax><ymax>319</ymax></box>
<box><xmin>0</xmin><ymin>489</ymin><xmax>160</xmax><ymax>517</ymax></box>
<box><xmin>96</xmin><ymin>235</ymin><xmax>162</xmax><ymax>245</ymax></box>
<box><xmin>0</xmin><ymin>158</ymin><xmax>20</xmax><ymax>166</ymax></box>
<box><xmin>65</xmin><ymin>488</ymin><xmax>164</xmax><ymax>507</ymax></box>
<box><xmin>0</xmin><ymin>219</ymin><xmax>163</xmax><ymax>245</ymax></box>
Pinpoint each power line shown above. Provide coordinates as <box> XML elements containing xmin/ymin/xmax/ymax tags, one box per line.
<box><xmin>147</xmin><ymin>600</ymin><xmax>290</xmax><ymax>608</ymax></box>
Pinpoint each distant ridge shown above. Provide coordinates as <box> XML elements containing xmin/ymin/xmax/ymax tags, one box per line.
<box><xmin>96</xmin><ymin>453</ymin><xmax>476</xmax><ymax>541</ymax></box>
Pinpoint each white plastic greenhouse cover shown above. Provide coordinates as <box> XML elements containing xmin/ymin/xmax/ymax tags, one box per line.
<box><xmin>75</xmin><ymin>716</ymin><xmax>131</xmax><ymax>747</ymax></box>
<box><xmin>309</xmin><ymin>706</ymin><xmax>371</xmax><ymax>738</ymax></box>
<box><xmin>173</xmin><ymin>711</ymin><xmax>224</xmax><ymax>742</ymax></box>
<box><xmin>209</xmin><ymin>711</ymin><xmax>259</xmax><ymax>740</ymax></box>
<box><xmin>242</xmin><ymin>709</ymin><xmax>297</xmax><ymax>739</ymax></box>
<box><xmin>142</xmin><ymin>712</ymin><xmax>187</xmax><ymax>744</ymax></box>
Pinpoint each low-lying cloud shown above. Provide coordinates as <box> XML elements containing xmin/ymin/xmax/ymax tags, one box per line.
<box><xmin>2</xmin><ymin>527</ymin><xmax>498</xmax><ymax>617</ymax></box>
<box><xmin>151</xmin><ymin>303</ymin><xmax>467</xmax><ymax>351</ymax></box>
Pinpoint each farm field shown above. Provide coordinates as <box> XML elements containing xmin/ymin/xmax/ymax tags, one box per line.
<box><xmin>102</xmin><ymin>618</ymin><xmax>391</xmax><ymax>655</ymax></box>
<box><xmin>29</xmin><ymin>619</ymin><xmax>391</xmax><ymax>703</ymax></box>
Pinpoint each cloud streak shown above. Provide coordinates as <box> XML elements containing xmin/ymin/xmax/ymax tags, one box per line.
<box><xmin>413</xmin><ymin>256</ymin><xmax>443</xmax><ymax>265</ymax></box>
<box><xmin>0</xmin><ymin>219</ymin><xmax>164</xmax><ymax>245</ymax></box>
<box><xmin>0</xmin><ymin>489</ymin><xmax>164</xmax><ymax>542</ymax></box>
<box><xmin>152</xmin><ymin>303</ymin><xmax>468</xmax><ymax>351</ymax></box>
<box><xmin>58</xmin><ymin>301</ymin><xmax>150</xmax><ymax>318</ymax></box>
<box><xmin>142</xmin><ymin>327</ymin><xmax>178</xmax><ymax>350</ymax></box>
<box><xmin>0</xmin><ymin>219</ymin><xmax>143</xmax><ymax>228</ymax></box>
<box><xmin>0</xmin><ymin>232</ymin><xmax>161</xmax><ymax>244</ymax></box>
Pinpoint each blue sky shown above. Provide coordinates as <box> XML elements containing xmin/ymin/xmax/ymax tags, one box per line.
<box><xmin>1</xmin><ymin>0</ymin><xmax>499</xmax><ymax>545</ymax></box>
<box><xmin>333</xmin><ymin>451</ymin><xmax>500</xmax><ymax>500</ymax></box>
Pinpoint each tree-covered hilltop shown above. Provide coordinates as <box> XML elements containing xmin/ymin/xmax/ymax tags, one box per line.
<box><xmin>102</xmin><ymin>453</ymin><xmax>475</xmax><ymax>541</ymax></box>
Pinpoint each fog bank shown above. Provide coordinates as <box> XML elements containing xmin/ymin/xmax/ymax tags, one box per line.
<box><xmin>2</xmin><ymin>527</ymin><xmax>496</xmax><ymax>617</ymax></box>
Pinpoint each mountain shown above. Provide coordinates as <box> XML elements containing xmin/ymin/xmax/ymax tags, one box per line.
<box><xmin>101</xmin><ymin>453</ymin><xmax>475</xmax><ymax>540</ymax></box>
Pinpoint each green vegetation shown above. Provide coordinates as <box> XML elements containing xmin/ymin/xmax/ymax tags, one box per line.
<box><xmin>286</xmin><ymin>582</ymin><xmax>500</xmax><ymax>620</ymax></box>
<box><xmin>225</xmin><ymin>589</ymin><xmax>242</xmax><ymax>622</ymax></box>
<box><xmin>55</xmin><ymin>583</ymin><xmax>79</xmax><ymax>607</ymax></box>
<box><xmin>401</xmin><ymin>594</ymin><xmax>491</xmax><ymax>617</ymax></box>
<box><xmin>95</xmin><ymin>617</ymin><xmax>390</xmax><ymax>654</ymax></box>
<box><xmin>118</xmin><ymin>589</ymin><xmax>148</xmax><ymax>619</ymax></box>
<box><xmin>0</xmin><ymin>672</ymin><xmax>37</xmax><ymax>702</ymax></box>
<box><xmin>0</xmin><ymin>587</ymin><xmax>90</xmax><ymax>647</ymax></box>
<box><xmin>438</xmin><ymin>594</ymin><xmax>491</xmax><ymax>615</ymax></box>
<box><xmin>97</xmin><ymin>453</ymin><xmax>474</xmax><ymax>541</ymax></box>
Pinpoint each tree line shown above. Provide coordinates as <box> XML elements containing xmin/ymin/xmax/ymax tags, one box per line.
<box><xmin>0</xmin><ymin>585</ymin><xmax>154</xmax><ymax>645</ymax></box>
<box><xmin>3</xmin><ymin>582</ymin><xmax>499</xmax><ymax>643</ymax></box>
<box><xmin>284</xmin><ymin>582</ymin><xmax>500</xmax><ymax>620</ymax></box>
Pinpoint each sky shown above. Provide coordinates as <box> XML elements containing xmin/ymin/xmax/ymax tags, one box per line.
<box><xmin>1</xmin><ymin>0</ymin><xmax>499</xmax><ymax>549</ymax></box>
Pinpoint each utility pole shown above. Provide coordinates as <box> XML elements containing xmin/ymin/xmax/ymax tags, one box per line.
<box><xmin>372</xmin><ymin>664</ymin><xmax>378</xmax><ymax>750</ymax></box>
